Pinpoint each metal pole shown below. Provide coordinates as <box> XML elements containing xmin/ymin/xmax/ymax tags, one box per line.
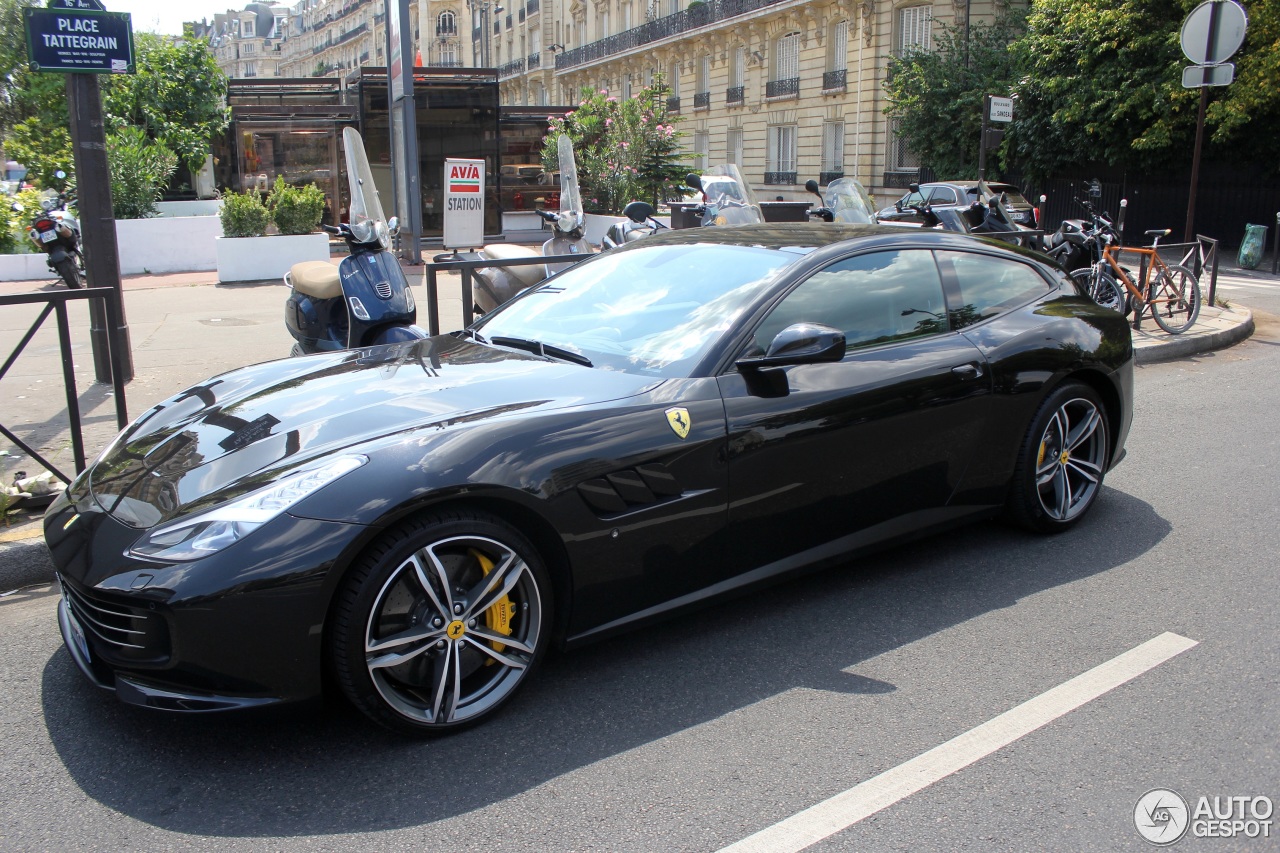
<box><xmin>978</xmin><ymin>94</ymin><xmax>989</xmax><ymax>184</ymax></box>
<box><xmin>65</xmin><ymin>73</ymin><xmax>134</xmax><ymax>383</ymax></box>
<box><xmin>1272</xmin><ymin>212</ymin><xmax>1279</xmax><ymax>275</ymax></box>
<box><xmin>1184</xmin><ymin>0</ymin><xmax>1221</xmax><ymax>242</ymax></box>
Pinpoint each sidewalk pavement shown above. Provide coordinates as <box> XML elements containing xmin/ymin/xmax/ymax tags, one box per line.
<box><xmin>0</xmin><ymin>253</ymin><xmax>1267</xmax><ymax>591</ymax></box>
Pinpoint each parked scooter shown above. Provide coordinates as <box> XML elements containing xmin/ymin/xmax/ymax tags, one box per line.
<box><xmin>12</xmin><ymin>171</ymin><xmax>83</xmax><ymax>288</ymax></box>
<box><xmin>601</xmin><ymin>200</ymin><xmax>667</xmax><ymax>249</ymax></box>
<box><xmin>283</xmin><ymin>127</ymin><xmax>428</xmax><ymax>356</ymax></box>
<box><xmin>685</xmin><ymin>165</ymin><xmax>764</xmax><ymax>226</ymax></box>
<box><xmin>464</xmin><ymin>134</ymin><xmax>593</xmax><ymax>315</ymax></box>
<box><xmin>804</xmin><ymin>177</ymin><xmax>877</xmax><ymax>224</ymax></box>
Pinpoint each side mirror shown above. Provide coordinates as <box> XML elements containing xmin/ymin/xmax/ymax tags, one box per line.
<box><xmin>10</xmin><ymin>202</ymin><xmax>22</xmax><ymax>213</ymax></box>
<box><xmin>908</xmin><ymin>182</ymin><xmax>920</xmax><ymax>193</ymax></box>
<box><xmin>55</xmin><ymin>170</ymin><xmax>67</xmax><ymax>180</ymax></box>
<box><xmin>804</xmin><ymin>179</ymin><xmax>822</xmax><ymax>199</ymax></box>
<box><xmin>387</xmin><ymin>216</ymin><xmax>400</xmax><ymax>236</ymax></box>
<box><xmin>737</xmin><ymin>323</ymin><xmax>846</xmax><ymax>369</ymax></box>
<box><xmin>685</xmin><ymin>172</ymin><xmax>702</xmax><ymax>192</ymax></box>
<box><xmin>623</xmin><ymin>200</ymin><xmax>654</xmax><ymax>222</ymax></box>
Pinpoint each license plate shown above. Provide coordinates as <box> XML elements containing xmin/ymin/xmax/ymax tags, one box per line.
<box><xmin>39</xmin><ymin>229</ymin><xmax>57</xmax><ymax>243</ymax></box>
<box><xmin>61</xmin><ymin>590</ymin><xmax>91</xmax><ymax>663</ymax></box>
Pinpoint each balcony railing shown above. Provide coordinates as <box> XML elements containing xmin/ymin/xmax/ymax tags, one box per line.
<box><xmin>764</xmin><ymin>171</ymin><xmax>796</xmax><ymax>185</ymax></box>
<box><xmin>765</xmin><ymin>77</ymin><xmax>798</xmax><ymax>98</ymax></box>
<box><xmin>556</xmin><ymin>0</ymin><xmax>791</xmax><ymax>70</ymax></box>
<box><xmin>438</xmin><ymin>23</ymin><xmax>457</xmax><ymax>36</ymax></box>
<box><xmin>726</xmin><ymin>85</ymin><xmax>744</xmax><ymax>104</ymax></box>
<box><xmin>819</xmin><ymin>170</ymin><xmax>843</xmax><ymax>185</ymax></box>
<box><xmin>666</xmin><ymin>96</ymin><xmax>680</xmax><ymax>112</ymax></box>
<box><xmin>822</xmin><ymin>69</ymin><xmax>846</xmax><ymax>92</ymax></box>
<box><xmin>526</xmin><ymin>0</ymin><xmax>539</xmax><ymax>12</ymax></box>
<box><xmin>693</xmin><ymin>91</ymin><xmax>710</xmax><ymax>110</ymax></box>
<box><xmin>496</xmin><ymin>58</ymin><xmax>525</xmax><ymax>78</ymax></box>
<box><xmin>333</xmin><ymin>22</ymin><xmax>367</xmax><ymax>46</ymax></box>
<box><xmin>527</xmin><ymin>51</ymin><xmax>540</xmax><ymax>69</ymax></box>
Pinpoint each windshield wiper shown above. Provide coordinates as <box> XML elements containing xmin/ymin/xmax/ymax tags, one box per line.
<box><xmin>457</xmin><ymin>328</ymin><xmax>489</xmax><ymax>344</ymax></box>
<box><xmin>489</xmin><ymin>336</ymin><xmax>592</xmax><ymax>367</ymax></box>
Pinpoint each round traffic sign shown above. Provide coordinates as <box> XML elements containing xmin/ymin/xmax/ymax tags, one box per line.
<box><xmin>1180</xmin><ymin>0</ymin><xmax>1248</xmax><ymax>65</ymax></box>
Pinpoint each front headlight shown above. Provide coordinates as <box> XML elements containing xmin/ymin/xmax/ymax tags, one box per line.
<box><xmin>127</xmin><ymin>455</ymin><xmax>366</xmax><ymax>562</ymax></box>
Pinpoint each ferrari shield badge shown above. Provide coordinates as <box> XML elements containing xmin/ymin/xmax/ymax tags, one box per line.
<box><xmin>665</xmin><ymin>407</ymin><xmax>691</xmax><ymax>439</ymax></box>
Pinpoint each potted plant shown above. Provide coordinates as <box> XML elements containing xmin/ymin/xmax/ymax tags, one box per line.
<box><xmin>215</xmin><ymin>180</ymin><xmax>329</xmax><ymax>283</ymax></box>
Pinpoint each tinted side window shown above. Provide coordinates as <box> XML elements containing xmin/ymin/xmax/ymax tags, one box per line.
<box><xmin>927</xmin><ymin>186</ymin><xmax>958</xmax><ymax>205</ymax></box>
<box><xmin>752</xmin><ymin>250</ymin><xmax>949</xmax><ymax>354</ymax></box>
<box><xmin>936</xmin><ymin>250</ymin><xmax>1051</xmax><ymax>327</ymax></box>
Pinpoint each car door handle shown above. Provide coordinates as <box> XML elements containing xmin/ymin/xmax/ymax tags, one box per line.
<box><xmin>951</xmin><ymin>363</ymin><xmax>983</xmax><ymax>379</ymax></box>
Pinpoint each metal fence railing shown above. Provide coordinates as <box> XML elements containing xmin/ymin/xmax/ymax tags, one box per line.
<box><xmin>424</xmin><ymin>253</ymin><xmax>593</xmax><ymax>334</ymax></box>
<box><xmin>0</xmin><ymin>287</ymin><xmax>129</xmax><ymax>489</ymax></box>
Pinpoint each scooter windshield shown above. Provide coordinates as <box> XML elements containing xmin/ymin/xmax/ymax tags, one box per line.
<box><xmin>556</xmin><ymin>134</ymin><xmax>585</xmax><ymax>231</ymax></box>
<box><xmin>343</xmin><ymin>127</ymin><xmax>389</xmax><ymax>248</ymax></box>
<box><xmin>824</xmin><ymin>178</ymin><xmax>876</xmax><ymax>225</ymax></box>
<box><xmin>701</xmin><ymin>164</ymin><xmax>763</xmax><ymax>226</ymax></box>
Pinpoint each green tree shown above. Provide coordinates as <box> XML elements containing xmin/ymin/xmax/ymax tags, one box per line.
<box><xmin>102</xmin><ymin>32</ymin><xmax>229</xmax><ymax>172</ymax></box>
<box><xmin>1205</xmin><ymin>0</ymin><xmax>1280</xmax><ymax>164</ymax></box>
<box><xmin>107</xmin><ymin>125</ymin><xmax>177</xmax><ymax>219</ymax></box>
<box><xmin>542</xmin><ymin>80</ymin><xmax>687</xmax><ymax>213</ymax></box>
<box><xmin>883</xmin><ymin>10</ymin><xmax>1027</xmax><ymax>179</ymax></box>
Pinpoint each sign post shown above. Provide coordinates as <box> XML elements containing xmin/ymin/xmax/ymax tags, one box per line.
<box><xmin>443</xmin><ymin>159</ymin><xmax>486</xmax><ymax>250</ymax></box>
<box><xmin>384</xmin><ymin>0</ymin><xmax>421</xmax><ymax>263</ymax></box>
<box><xmin>977</xmin><ymin>95</ymin><xmax>1012</xmax><ymax>185</ymax></box>
<box><xmin>24</xmin><ymin>1</ymin><xmax>134</xmax><ymax>383</ymax></box>
<box><xmin>1180</xmin><ymin>0</ymin><xmax>1248</xmax><ymax>241</ymax></box>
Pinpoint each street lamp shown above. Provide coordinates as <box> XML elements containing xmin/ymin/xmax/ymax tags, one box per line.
<box><xmin>466</xmin><ymin>0</ymin><xmax>503</xmax><ymax>68</ymax></box>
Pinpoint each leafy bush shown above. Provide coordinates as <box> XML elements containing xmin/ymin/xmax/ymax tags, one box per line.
<box><xmin>1</xmin><ymin>189</ymin><xmax>52</xmax><ymax>254</ymax></box>
<box><xmin>219</xmin><ymin>189</ymin><xmax>270</xmax><ymax>238</ymax></box>
<box><xmin>107</xmin><ymin>126</ymin><xmax>178</xmax><ymax>219</ymax></box>
<box><xmin>266</xmin><ymin>177</ymin><xmax>325</xmax><ymax>235</ymax></box>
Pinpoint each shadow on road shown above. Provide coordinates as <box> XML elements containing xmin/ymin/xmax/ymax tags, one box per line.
<box><xmin>41</xmin><ymin>486</ymin><xmax>1170</xmax><ymax>837</ymax></box>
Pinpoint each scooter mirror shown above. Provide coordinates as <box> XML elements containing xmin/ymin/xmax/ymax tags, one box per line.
<box><xmin>55</xmin><ymin>170</ymin><xmax>66</xmax><ymax>180</ymax></box>
<box><xmin>804</xmin><ymin>179</ymin><xmax>821</xmax><ymax>197</ymax></box>
<box><xmin>623</xmin><ymin>200</ymin><xmax>654</xmax><ymax>222</ymax></box>
<box><xmin>908</xmin><ymin>182</ymin><xmax>920</xmax><ymax>193</ymax></box>
<box><xmin>387</xmin><ymin>215</ymin><xmax>399</xmax><ymax>235</ymax></box>
<box><xmin>10</xmin><ymin>202</ymin><xmax>22</xmax><ymax>213</ymax></box>
<box><xmin>685</xmin><ymin>173</ymin><xmax>702</xmax><ymax>192</ymax></box>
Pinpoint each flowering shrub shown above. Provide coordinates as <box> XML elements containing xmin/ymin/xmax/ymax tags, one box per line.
<box><xmin>541</xmin><ymin>79</ymin><xmax>689</xmax><ymax>214</ymax></box>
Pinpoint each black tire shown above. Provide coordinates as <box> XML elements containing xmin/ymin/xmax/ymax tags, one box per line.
<box><xmin>1069</xmin><ymin>267</ymin><xmax>1124</xmax><ymax>314</ymax></box>
<box><xmin>1148</xmin><ymin>263</ymin><xmax>1201</xmax><ymax>335</ymax></box>
<box><xmin>330</xmin><ymin>508</ymin><xmax>552</xmax><ymax>736</ymax></box>
<box><xmin>1006</xmin><ymin>382</ymin><xmax>1109</xmax><ymax>533</ymax></box>
<box><xmin>54</xmin><ymin>255</ymin><xmax>82</xmax><ymax>289</ymax></box>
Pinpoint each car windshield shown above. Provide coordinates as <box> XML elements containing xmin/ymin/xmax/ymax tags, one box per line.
<box><xmin>475</xmin><ymin>243</ymin><xmax>794</xmax><ymax>377</ymax></box>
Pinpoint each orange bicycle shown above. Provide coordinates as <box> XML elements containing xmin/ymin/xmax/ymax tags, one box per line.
<box><xmin>1084</xmin><ymin>228</ymin><xmax>1202</xmax><ymax>334</ymax></box>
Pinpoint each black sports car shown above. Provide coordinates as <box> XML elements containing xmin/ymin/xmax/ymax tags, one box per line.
<box><xmin>46</xmin><ymin>223</ymin><xmax>1133</xmax><ymax>735</ymax></box>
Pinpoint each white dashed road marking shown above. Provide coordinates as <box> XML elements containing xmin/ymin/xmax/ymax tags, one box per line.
<box><xmin>718</xmin><ymin>631</ymin><xmax>1199</xmax><ymax>853</ymax></box>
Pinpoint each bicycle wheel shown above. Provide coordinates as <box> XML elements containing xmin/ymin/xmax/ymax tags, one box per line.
<box><xmin>1070</xmin><ymin>267</ymin><xmax>1125</xmax><ymax>314</ymax></box>
<box><xmin>1147</xmin><ymin>263</ymin><xmax>1201</xmax><ymax>334</ymax></box>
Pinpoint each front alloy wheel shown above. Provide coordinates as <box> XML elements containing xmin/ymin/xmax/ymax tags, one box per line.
<box><xmin>332</xmin><ymin>510</ymin><xmax>550</xmax><ymax>735</ymax></box>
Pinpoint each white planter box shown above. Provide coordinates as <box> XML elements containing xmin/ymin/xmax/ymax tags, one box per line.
<box><xmin>0</xmin><ymin>252</ymin><xmax>56</xmax><ymax>282</ymax></box>
<box><xmin>116</xmin><ymin>215</ymin><xmax>223</xmax><ymax>275</ymax></box>
<box><xmin>215</xmin><ymin>233</ymin><xmax>330</xmax><ymax>283</ymax></box>
<box><xmin>154</xmin><ymin>200</ymin><xmax>223</xmax><ymax>218</ymax></box>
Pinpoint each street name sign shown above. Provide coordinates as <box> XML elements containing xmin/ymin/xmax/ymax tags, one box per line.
<box><xmin>989</xmin><ymin>96</ymin><xmax>1014</xmax><ymax>123</ymax></box>
<box><xmin>24</xmin><ymin>7</ymin><xmax>134</xmax><ymax>74</ymax></box>
<box><xmin>443</xmin><ymin>159</ymin><xmax>486</xmax><ymax>249</ymax></box>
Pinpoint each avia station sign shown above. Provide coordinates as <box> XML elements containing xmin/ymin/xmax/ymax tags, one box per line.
<box><xmin>23</xmin><ymin>5</ymin><xmax>135</xmax><ymax>74</ymax></box>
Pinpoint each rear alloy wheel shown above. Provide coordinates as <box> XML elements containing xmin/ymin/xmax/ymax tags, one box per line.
<box><xmin>331</xmin><ymin>509</ymin><xmax>550</xmax><ymax>735</ymax></box>
<box><xmin>1007</xmin><ymin>382</ymin><xmax>1109</xmax><ymax>533</ymax></box>
<box><xmin>53</xmin><ymin>256</ymin><xmax>82</xmax><ymax>289</ymax></box>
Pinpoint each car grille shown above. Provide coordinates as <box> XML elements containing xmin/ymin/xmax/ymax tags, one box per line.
<box><xmin>60</xmin><ymin>577</ymin><xmax>170</xmax><ymax>664</ymax></box>
<box><xmin>375</xmin><ymin>279</ymin><xmax>393</xmax><ymax>299</ymax></box>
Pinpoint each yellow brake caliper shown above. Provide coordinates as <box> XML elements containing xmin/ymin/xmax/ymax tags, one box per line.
<box><xmin>469</xmin><ymin>549</ymin><xmax>513</xmax><ymax>662</ymax></box>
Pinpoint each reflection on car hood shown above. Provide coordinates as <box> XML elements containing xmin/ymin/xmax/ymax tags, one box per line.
<box><xmin>88</xmin><ymin>336</ymin><xmax>656</xmax><ymax>528</ymax></box>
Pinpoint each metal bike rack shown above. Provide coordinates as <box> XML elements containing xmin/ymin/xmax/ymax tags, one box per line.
<box><xmin>0</xmin><ymin>287</ymin><xmax>129</xmax><ymax>487</ymax></box>
<box><xmin>422</xmin><ymin>252</ymin><xmax>593</xmax><ymax>335</ymax></box>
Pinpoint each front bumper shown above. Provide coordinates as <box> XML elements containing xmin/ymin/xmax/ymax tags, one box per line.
<box><xmin>46</xmin><ymin>484</ymin><xmax>367</xmax><ymax>711</ymax></box>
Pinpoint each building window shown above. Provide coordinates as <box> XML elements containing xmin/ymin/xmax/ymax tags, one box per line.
<box><xmin>601</xmin><ymin>9</ymin><xmax>610</xmax><ymax>37</ymax></box>
<box><xmin>766</xmin><ymin>124</ymin><xmax>796</xmax><ymax>184</ymax></box>
<box><xmin>623</xmin><ymin>75</ymin><xmax>632</xmax><ymax>99</ymax></box>
<box><xmin>821</xmin><ymin>121</ymin><xmax>844</xmax><ymax>183</ymax></box>
<box><xmin>889</xmin><ymin>118</ymin><xmax>921</xmax><ymax>171</ymax></box>
<box><xmin>727</xmin><ymin>127</ymin><xmax>743</xmax><ymax>166</ymax></box>
<box><xmin>824</xmin><ymin>20</ymin><xmax>848</xmax><ymax>91</ymax></box>
<box><xmin>621</xmin><ymin>1</ymin><xmax>632</xmax><ymax>31</ymax></box>
<box><xmin>898</xmin><ymin>6</ymin><xmax>933</xmax><ymax>55</ymax></box>
<box><xmin>694</xmin><ymin>54</ymin><xmax>710</xmax><ymax>109</ymax></box>
<box><xmin>693</xmin><ymin>130</ymin><xmax>709</xmax><ymax>170</ymax></box>
<box><xmin>438</xmin><ymin>40</ymin><xmax>458</xmax><ymax>66</ymax></box>
<box><xmin>438</xmin><ymin>10</ymin><xmax>457</xmax><ymax>36</ymax></box>
<box><xmin>768</xmin><ymin>32</ymin><xmax>800</xmax><ymax>98</ymax></box>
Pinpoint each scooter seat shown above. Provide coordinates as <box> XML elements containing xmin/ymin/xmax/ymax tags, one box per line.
<box><xmin>289</xmin><ymin>261</ymin><xmax>342</xmax><ymax>299</ymax></box>
<box><xmin>482</xmin><ymin>243</ymin><xmax>545</xmax><ymax>288</ymax></box>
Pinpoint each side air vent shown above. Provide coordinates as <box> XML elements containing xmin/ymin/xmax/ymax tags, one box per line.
<box><xmin>577</xmin><ymin>463</ymin><xmax>685</xmax><ymax>515</ymax></box>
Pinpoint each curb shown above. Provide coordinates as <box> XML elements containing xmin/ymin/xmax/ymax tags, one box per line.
<box><xmin>0</xmin><ymin>538</ymin><xmax>54</xmax><ymax>592</ymax></box>
<box><xmin>1134</xmin><ymin>308</ymin><xmax>1255</xmax><ymax>364</ymax></box>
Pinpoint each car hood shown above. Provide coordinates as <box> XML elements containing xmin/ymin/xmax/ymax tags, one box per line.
<box><xmin>88</xmin><ymin>336</ymin><xmax>658</xmax><ymax>528</ymax></box>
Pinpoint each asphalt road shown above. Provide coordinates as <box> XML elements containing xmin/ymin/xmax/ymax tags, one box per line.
<box><xmin>1</xmin><ymin>306</ymin><xmax>1277</xmax><ymax>851</ymax></box>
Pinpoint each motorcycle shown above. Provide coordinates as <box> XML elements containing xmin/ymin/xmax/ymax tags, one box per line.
<box><xmin>600</xmin><ymin>200</ymin><xmax>667</xmax><ymax>249</ymax></box>
<box><xmin>283</xmin><ymin>127</ymin><xmax>429</xmax><ymax>356</ymax></box>
<box><xmin>463</xmin><ymin>133</ymin><xmax>593</xmax><ymax>316</ymax></box>
<box><xmin>12</xmin><ymin>171</ymin><xmax>83</xmax><ymax>288</ymax></box>
<box><xmin>1045</xmin><ymin>197</ymin><xmax>1129</xmax><ymax>314</ymax></box>
<box><xmin>804</xmin><ymin>177</ymin><xmax>877</xmax><ymax>224</ymax></box>
<box><xmin>685</xmin><ymin>165</ymin><xmax>764</xmax><ymax>226</ymax></box>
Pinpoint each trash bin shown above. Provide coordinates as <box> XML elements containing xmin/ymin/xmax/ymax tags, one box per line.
<box><xmin>1238</xmin><ymin>223</ymin><xmax>1267</xmax><ymax>269</ymax></box>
